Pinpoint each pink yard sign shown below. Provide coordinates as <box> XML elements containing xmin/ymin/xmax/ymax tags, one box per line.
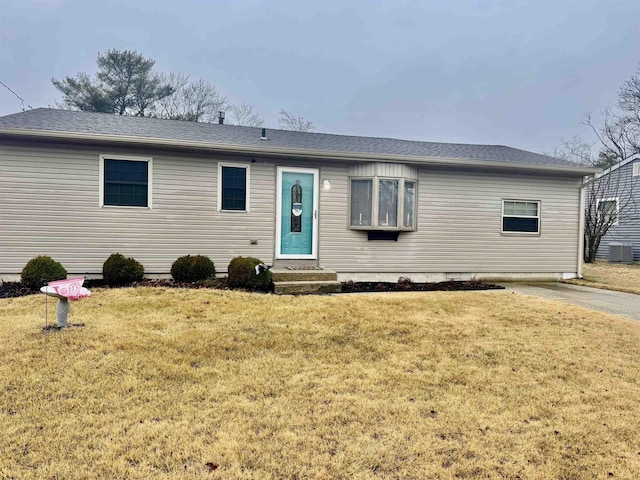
<box><xmin>47</xmin><ymin>277</ymin><xmax>90</xmax><ymax>301</ymax></box>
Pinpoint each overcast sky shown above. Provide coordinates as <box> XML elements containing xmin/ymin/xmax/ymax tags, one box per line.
<box><xmin>1</xmin><ymin>0</ymin><xmax>639</xmax><ymax>154</ymax></box>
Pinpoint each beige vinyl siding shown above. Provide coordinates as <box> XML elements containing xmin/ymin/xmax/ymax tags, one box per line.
<box><xmin>319</xmin><ymin>165</ymin><xmax>581</xmax><ymax>274</ymax></box>
<box><xmin>349</xmin><ymin>162</ymin><xmax>418</xmax><ymax>179</ymax></box>
<box><xmin>1</xmin><ymin>141</ymin><xmax>583</xmax><ymax>279</ymax></box>
<box><xmin>0</xmin><ymin>143</ymin><xmax>275</xmax><ymax>276</ymax></box>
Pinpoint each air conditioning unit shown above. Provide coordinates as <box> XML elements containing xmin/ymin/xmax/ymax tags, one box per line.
<box><xmin>608</xmin><ymin>243</ymin><xmax>635</xmax><ymax>264</ymax></box>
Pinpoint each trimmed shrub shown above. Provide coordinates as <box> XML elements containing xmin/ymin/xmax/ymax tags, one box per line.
<box><xmin>21</xmin><ymin>255</ymin><xmax>68</xmax><ymax>290</ymax></box>
<box><xmin>102</xmin><ymin>253</ymin><xmax>144</xmax><ymax>286</ymax></box>
<box><xmin>396</xmin><ymin>276</ymin><xmax>413</xmax><ymax>290</ymax></box>
<box><xmin>171</xmin><ymin>255</ymin><xmax>216</xmax><ymax>283</ymax></box>
<box><xmin>227</xmin><ymin>256</ymin><xmax>273</xmax><ymax>292</ymax></box>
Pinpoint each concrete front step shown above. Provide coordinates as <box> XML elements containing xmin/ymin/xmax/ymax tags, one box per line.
<box><xmin>274</xmin><ymin>280</ymin><xmax>342</xmax><ymax>295</ymax></box>
<box><xmin>270</xmin><ymin>268</ymin><xmax>338</xmax><ymax>282</ymax></box>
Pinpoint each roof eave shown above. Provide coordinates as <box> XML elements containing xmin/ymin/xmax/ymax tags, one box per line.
<box><xmin>0</xmin><ymin>127</ymin><xmax>599</xmax><ymax>176</ymax></box>
<box><xmin>591</xmin><ymin>153</ymin><xmax>640</xmax><ymax>179</ymax></box>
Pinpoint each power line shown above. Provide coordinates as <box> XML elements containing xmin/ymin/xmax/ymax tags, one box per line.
<box><xmin>0</xmin><ymin>80</ymin><xmax>33</xmax><ymax>111</ymax></box>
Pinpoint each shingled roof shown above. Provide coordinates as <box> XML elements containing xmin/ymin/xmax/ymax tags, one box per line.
<box><xmin>0</xmin><ymin>108</ymin><xmax>595</xmax><ymax>173</ymax></box>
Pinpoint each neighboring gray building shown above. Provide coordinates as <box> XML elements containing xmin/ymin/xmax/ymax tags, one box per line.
<box><xmin>589</xmin><ymin>155</ymin><xmax>640</xmax><ymax>262</ymax></box>
<box><xmin>0</xmin><ymin>108</ymin><xmax>596</xmax><ymax>283</ymax></box>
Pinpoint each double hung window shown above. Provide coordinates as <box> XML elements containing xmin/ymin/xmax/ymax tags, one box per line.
<box><xmin>597</xmin><ymin>198</ymin><xmax>619</xmax><ymax>226</ymax></box>
<box><xmin>502</xmin><ymin>200</ymin><xmax>540</xmax><ymax>234</ymax></box>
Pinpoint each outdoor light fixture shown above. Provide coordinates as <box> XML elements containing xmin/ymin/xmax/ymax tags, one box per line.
<box><xmin>323</xmin><ymin>179</ymin><xmax>331</xmax><ymax>190</ymax></box>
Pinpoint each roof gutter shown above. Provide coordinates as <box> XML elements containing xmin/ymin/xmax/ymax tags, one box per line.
<box><xmin>577</xmin><ymin>179</ymin><xmax>586</xmax><ymax>278</ymax></box>
<box><xmin>0</xmin><ymin>127</ymin><xmax>600</xmax><ymax>176</ymax></box>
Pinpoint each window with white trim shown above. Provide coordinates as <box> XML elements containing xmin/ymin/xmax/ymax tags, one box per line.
<box><xmin>100</xmin><ymin>155</ymin><xmax>152</xmax><ymax>208</ymax></box>
<box><xmin>597</xmin><ymin>198</ymin><xmax>619</xmax><ymax>225</ymax></box>
<box><xmin>218</xmin><ymin>163</ymin><xmax>250</xmax><ymax>212</ymax></box>
<box><xmin>633</xmin><ymin>162</ymin><xmax>640</xmax><ymax>176</ymax></box>
<box><xmin>502</xmin><ymin>200</ymin><xmax>540</xmax><ymax>234</ymax></box>
<box><xmin>349</xmin><ymin>177</ymin><xmax>417</xmax><ymax>230</ymax></box>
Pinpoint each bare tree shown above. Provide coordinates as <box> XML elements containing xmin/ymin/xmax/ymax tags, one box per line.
<box><xmin>278</xmin><ymin>109</ymin><xmax>314</xmax><ymax>132</ymax></box>
<box><xmin>552</xmin><ymin>135</ymin><xmax>639</xmax><ymax>263</ymax></box>
<box><xmin>618</xmin><ymin>66</ymin><xmax>640</xmax><ymax>125</ymax></box>
<box><xmin>583</xmin><ymin>164</ymin><xmax>639</xmax><ymax>262</ymax></box>
<box><xmin>153</xmin><ymin>74</ymin><xmax>228</xmax><ymax>123</ymax></box>
<box><xmin>228</xmin><ymin>103</ymin><xmax>264</xmax><ymax>127</ymax></box>
<box><xmin>557</xmin><ymin>63</ymin><xmax>640</xmax><ymax>262</ymax></box>
<box><xmin>583</xmin><ymin>63</ymin><xmax>640</xmax><ymax>165</ymax></box>
<box><xmin>584</xmin><ymin>110</ymin><xmax>635</xmax><ymax>164</ymax></box>
<box><xmin>151</xmin><ymin>73</ymin><xmax>189</xmax><ymax>119</ymax></box>
<box><xmin>549</xmin><ymin>135</ymin><xmax>596</xmax><ymax>165</ymax></box>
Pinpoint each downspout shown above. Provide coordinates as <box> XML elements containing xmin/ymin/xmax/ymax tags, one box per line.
<box><xmin>577</xmin><ymin>178</ymin><xmax>586</xmax><ymax>278</ymax></box>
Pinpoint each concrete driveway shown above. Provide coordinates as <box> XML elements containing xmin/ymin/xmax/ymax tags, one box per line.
<box><xmin>500</xmin><ymin>282</ymin><xmax>640</xmax><ymax>321</ymax></box>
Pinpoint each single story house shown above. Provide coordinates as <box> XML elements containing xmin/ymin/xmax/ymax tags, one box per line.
<box><xmin>0</xmin><ymin>108</ymin><xmax>597</xmax><ymax>284</ymax></box>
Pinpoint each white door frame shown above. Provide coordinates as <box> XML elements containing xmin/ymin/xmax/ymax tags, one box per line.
<box><xmin>275</xmin><ymin>166</ymin><xmax>319</xmax><ymax>259</ymax></box>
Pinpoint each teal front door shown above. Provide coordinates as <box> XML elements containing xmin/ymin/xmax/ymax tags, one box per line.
<box><xmin>277</xmin><ymin>168</ymin><xmax>318</xmax><ymax>258</ymax></box>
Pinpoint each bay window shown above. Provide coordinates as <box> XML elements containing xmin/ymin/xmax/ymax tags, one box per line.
<box><xmin>350</xmin><ymin>176</ymin><xmax>417</xmax><ymax>230</ymax></box>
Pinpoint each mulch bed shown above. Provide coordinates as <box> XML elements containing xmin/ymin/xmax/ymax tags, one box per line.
<box><xmin>0</xmin><ymin>282</ymin><xmax>33</xmax><ymax>299</ymax></box>
<box><xmin>0</xmin><ymin>278</ymin><xmax>231</xmax><ymax>299</ymax></box>
<box><xmin>341</xmin><ymin>279</ymin><xmax>504</xmax><ymax>293</ymax></box>
<box><xmin>2</xmin><ymin>278</ymin><xmax>503</xmax><ymax>299</ymax></box>
<box><xmin>85</xmin><ymin>278</ymin><xmax>229</xmax><ymax>290</ymax></box>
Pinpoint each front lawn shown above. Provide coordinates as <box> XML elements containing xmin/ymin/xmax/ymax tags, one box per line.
<box><xmin>568</xmin><ymin>260</ymin><xmax>640</xmax><ymax>295</ymax></box>
<box><xmin>1</xmin><ymin>288</ymin><xmax>640</xmax><ymax>478</ymax></box>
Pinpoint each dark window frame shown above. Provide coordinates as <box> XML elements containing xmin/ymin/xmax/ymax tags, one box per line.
<box><xmin>101</xmin><ymin>156</ymin><xmax>151</xmax><ymax>208</ymax></box>
<box><xmin>218</xmin><ymin>163</ymin><xmax>250</xmax><ymax>212</ymax></box>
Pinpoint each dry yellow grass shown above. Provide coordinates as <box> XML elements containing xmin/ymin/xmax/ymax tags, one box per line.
<box><xmin>2</xmin><ymin>287</ymin><xmax>640</xmax><ymax>479</ymax></box>
<box><xmin>567</xmin><ymin>261</ymin><xmax>640</xmax><ymax>295</ymax></box>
